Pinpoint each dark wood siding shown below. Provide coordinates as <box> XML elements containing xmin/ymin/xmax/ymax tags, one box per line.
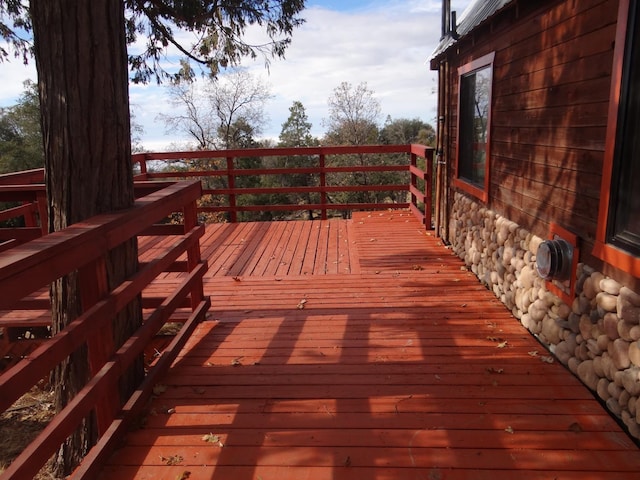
<box><xmin>444</xmin><ymin>0</ymin><xmax>619</xmax><ymax>252</ymax></box>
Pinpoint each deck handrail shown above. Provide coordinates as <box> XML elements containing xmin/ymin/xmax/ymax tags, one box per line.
<box><xmin>0</xmin><ymin>181</ymin><xmax>210</xmax><ymax>479</ymax></box>
<box><xmin>0</xmin><ymin>145</ymin><xmax>434</xmax><ymax>240</ymax></box>
<box><xmin>132</xmin><ymin>144</ymin><xmax>434</xmax><ymax>226</ymax></box>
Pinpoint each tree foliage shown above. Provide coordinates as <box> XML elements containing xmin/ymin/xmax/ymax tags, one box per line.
<box><xmin>279</xmin><ymin>100</ymin><xmax>316</xmax><ymax>147</ymax></box>
<box><xmin>0</xmin><ymin>80</ymin><xmax>43</xmax><ymax>174</ymax></box>
<box><xmin>1</xmin><ymin>1</ymin><xmax>306</xmax><ymax>83</ymax></box>
<box><xmin>160</xmin><ymin>69</ymin><xmax>271</xmax><ymax>150</ymax></box>
<box><xmin>379</xmin><ymin>116</ymin><xmax>436</xmax><ymax>147</ymax></box>
<box><xmin>324</xmin><ymin>81</ymin><xmax>381</xmax><ymax>146</ymax></box>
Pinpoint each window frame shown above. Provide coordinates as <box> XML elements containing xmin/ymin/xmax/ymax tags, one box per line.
<box><xmin>453</xmin><ymin>51</ymin><xmax>495</xmax><ymax>203</ymax></box>
<box><xmin>593</xmin><ymin>0</ymin><xmax>640</xmax><ymax>277</ymax></box>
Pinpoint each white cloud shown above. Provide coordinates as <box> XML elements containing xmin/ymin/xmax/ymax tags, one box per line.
<box><xmin>0</xmin><ymin>47</ymin><xmax>37</xmax><ymax>106</ymax></box>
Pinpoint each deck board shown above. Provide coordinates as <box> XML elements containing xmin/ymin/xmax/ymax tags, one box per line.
<box><xmin>101</xmin><ymin>210</ymin><xmax>640</xmax><ymax>479</ymax></box>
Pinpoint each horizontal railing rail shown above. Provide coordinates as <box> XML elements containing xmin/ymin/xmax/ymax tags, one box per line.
<box><xmin>0</xmin><ymin>181</ymin><xmax>210</xmax><ymax>479</ymax></box>
<box><xmin>132</xmin><ymin>144</ymin><xmax>434</xmax><ymax>226</ymax></box>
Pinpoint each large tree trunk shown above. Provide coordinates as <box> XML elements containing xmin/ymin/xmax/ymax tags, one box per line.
<box><xmin>30</xmin><ymin>0</ymin><xmax>143</xmax><ymax>475</ymax></box>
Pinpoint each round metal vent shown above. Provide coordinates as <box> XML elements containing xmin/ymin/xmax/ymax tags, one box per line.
<box><xmin>536</xmin><ymin>239</ymin><xmax>573</xmax><ymax>281</ymax></box>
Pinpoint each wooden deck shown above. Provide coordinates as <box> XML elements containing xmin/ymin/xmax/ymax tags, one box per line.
<box><xmin>100</xmin><ymin>211</ymin><xmax>640</xmax><ymax>479</ymax></box>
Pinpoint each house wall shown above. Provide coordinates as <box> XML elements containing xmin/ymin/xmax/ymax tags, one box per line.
<box><xmin>441</xmin><ymin>0</ymin><xmax>640</xmax><ymax>439</ymax></box>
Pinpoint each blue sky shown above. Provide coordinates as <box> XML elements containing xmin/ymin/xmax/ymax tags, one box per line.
<box><xmin>0</xmin><ymin>0</ymin><xmax>472</xmax><ymax>151</ymax></box>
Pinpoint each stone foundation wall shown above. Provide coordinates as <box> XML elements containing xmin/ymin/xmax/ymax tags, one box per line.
<box><xmin>449</xmin><ymin>191</ymin><xmax>640</xmax><ymax>439</ymax></box>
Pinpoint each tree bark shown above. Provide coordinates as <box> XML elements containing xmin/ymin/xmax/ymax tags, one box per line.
<box><xmin>30</xmin><ymin>0</ymin><xmax>143</xmax><ymax>475</ymax></box>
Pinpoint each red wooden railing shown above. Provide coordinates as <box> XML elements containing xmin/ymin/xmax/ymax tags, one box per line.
<box><xmin>0</xmin><ymin>169</ymin><xmax>47</xmax><ymax>251</ymax></box>
<box><xmin>131</xmin><ymin>144</ymin><xmax>434</xmax><ymax>226</ymax></box>
<box><xmin>0</xmin><ymin>181</ymin><xmax>210</xmax><ymax>479</ymax></box>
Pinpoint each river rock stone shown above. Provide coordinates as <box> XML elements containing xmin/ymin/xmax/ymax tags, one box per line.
<box><xmin>596</xmin><ymin>292</ymin><xmax>618</xmax><ymax>312</ymax></box>
<box><xmin>603</xmin><ymin>313</ymin><xmax>620</xmax><ymax>340</ymax></box>
<box><xmin>608</xmin><ymin>381</ymin><xmax>623</xmax><ymax>399</ymax></box>
<box><xmin>618</xmin><ymin>368</ymin><xmax>640</xmax><ymax>396</ymax></box>
<box><xmin>618</xmin><ymin>321</ymin><xmax>634</xmax><ymax>341</ymax></box>
<box><xmin>618</xmin><ymin>291</ymin><xmax>640</xmax><ymax>325</ymax></box>
<box><xmin>579</xmin><ymin>315</ymin><xmax>594</xmax><ymax>340</ymax></box>
<box><xmin>630</xmin><ymin>396</ymin><xmax>638</xmax><ymax>417</ymax></box>
<box><xmin>529</xmin><ymin>299</ymin><xmax>547</xmax><ymax>322</ymax></box>
<box><xmin>600</xmin><ymin>278</ymin><xmax>622</xmax><ymax>295</ymax></box>
<box><xmin>583</xmin><ymin>276</ymin><xmax>598</xmax><ymax>300</ymax></box>
<box><xmin>529</xmin><ymin>235</ymin><xmax>543</xmax><ymax>255</ymax></box>
<box><xmin>541</xmin><ymin>316</ymin><xmax>562</xmax><ymax>344</ymax></box>
<box><xmin>567</xmin><ymin>356</ymin><xmax>579</xmax><ymax>374</ymax></box>
<box><xmin>597</xmin><ymin>378</ymin><xmax>611</xmax><ymax>400</ymax></box>
<box><xmin>554</xmin><ymin>341</ymin><xmax>572</xmax><ymax>364</ymax></box>
<box><xmin>577</xmin><ymin>360</ymin><xmax>599</xmax><ymax>390</ymax></box>
<box><xmin>620</xmin><ymin>287</ymin><xmax>640</xmax><ymax>307</ymax></box>
<box><xmin>630</xmin><ymin>341</ymin><xmax>640</xmax><ymax>367</ymax></box>
<box><xmin>610</xmin><ymin>339</ymin><xmax>631</xmax><ymax>370</ymax></box>
<box><xmin>593</xmin><ymin>356</ymin><xmax>605</xmax><ymax>377</ymax></box>
<box><xmin>606</xmin><ymin>397</ymin><xmax>622</xmax><ymax>417</ymax></box>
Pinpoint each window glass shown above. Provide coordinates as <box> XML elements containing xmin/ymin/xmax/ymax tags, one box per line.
<box><xmin>458</xmin><ymin>65</ymin><xmax>492</xmax><ymax>188</ymax></box>
<box><xmin>609</xmin><ymin>1</ymin><xmax>640</xmax><ymax>256</ymax></box>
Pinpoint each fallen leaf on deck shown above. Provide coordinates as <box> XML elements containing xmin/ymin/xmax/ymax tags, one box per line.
<box><xmin>161</xmin><ymin>454</ymin><xmax>184</xmax><ymax>466</ymax></box>
<box><xmin>175</xmin><ymin>471</ymin><xmax>191</xmax><ymax>480</ymax></box>
<box><xmin>411</xmin><ymin>265</ymin><xmax>424</xmax><ymax>270</ymax></box>
<box><xmin>528</xmin><ymin>351</ymin><xmax>539</xmax><ymax>357</ymax></box>
<box><xmin>496</xmin><ymin>341</ymin><xmax>508</xmax><ymax>348</ymax></box>
<box><xmin>540</xmin><ymin>356</ymin><xmax>554</xmax><ymax>364</ymax></box>
<box><xmin>231</xmin><ymin>357</ymin><xmax>243</xmax><ymax>366</ymax></box>
<box><xmin>486</xmin><ymin>367</ymin><xmax>504</xmax><ymax>374</ymax></box>
<box><xmin>297</xmin><ymin>299</ymin><xmax>307</xmax><ymax>309</ymax></box>
<box><xmin>202</xmin><ymin>433</ymin><xmax>224</xmax><ymax>446</ymax></box>
<box><xmin>504</xmin><ymin>426</ymin><xmax>514</xmax><ymax>434</ymax></box>
<box><xmin>232</xmin><ymin>276</ymin><xmax>241</xmax><ymax>282</ymax></box>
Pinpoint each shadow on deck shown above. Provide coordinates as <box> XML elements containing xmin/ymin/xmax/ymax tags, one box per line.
<box><xmin>100</xmin><ymin>211</ymin><xmax>640</xmax><ymax>479</ymax></box>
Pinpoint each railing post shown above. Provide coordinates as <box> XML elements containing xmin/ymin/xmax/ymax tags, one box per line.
<box><xmin>227</xmin><ymin>156</ymin><xmax>237</xmax><ymax>223</ymax></box>
<box><xmin>410</xmin><ymin>152</ymin><xmax>418</xmax><ymax>210</ymax></box>
<box><xmin>78</xmin><ymin>256</ymin><xmax>118</xmax><ymax>436</ymax></box>
<box><xmin>140</xmin><ymin>154</ymin><xmax>148</xmax><ymax>175</ymax></box>
<box><xmin>319</xmin><ymin>153</ymin><xmax>327</xmax><ymax>220</ymax></box>
<box><xmin>425</xmin><ymin>148</ymin><xmax>433</xmax><ymax>229</ymax></box>
<box><xmin>183</xmin><ymin>199</ymin><xmax>204</xmax><ymax>310</ymax></box>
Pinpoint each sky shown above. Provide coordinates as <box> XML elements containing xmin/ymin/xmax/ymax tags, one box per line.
<box><xmin>0</xmin><ymin>0</ymin><xmax>472</xmax><ymax>151</ymax></box>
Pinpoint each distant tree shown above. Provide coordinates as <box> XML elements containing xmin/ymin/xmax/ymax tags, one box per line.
<box><xmin>0</xmin><ymin>80</ymin><xmax>43</xmax><ymax>174</ymax></box>
<box><xmin>129</xmin><ymin>110</ymin><xmax>147</xmax><ymax>154</ymax></box>
<box><xmin>324</xmin><ymin>81</ymin><xmax>381</xmax><ymax>146</ymax></box>
<box><xmin>264</xmin><ymin>101</ymin><xmax>319</xmax><ymax>219</ymax></box>
<box><xmin>160</xmin><ymin>70</ymin><xmax>272</xmax><ymax>221</ymax></box>
<box><xmin>0</xmin><ymin>1</ymin><xmax>305</xmax><ymax>475</ymax></box>
<box><xmin>322</xmin><ymin>82</ymin><xmax>408</xmax><ymax>215</ymax></box>
<box><xmin>160</xmin><ymin>69</ymin><xmax>272</xmax><ymax>150</ymax></box>
<box><xmin>279</xmin><ymin>100</ymin><xmax>317</xmax><ymax>147</ymax></box>
<box><xmin>379</xmin><ymin>116</ymin><xmax>436</xmax><ymax>146</ymax></box>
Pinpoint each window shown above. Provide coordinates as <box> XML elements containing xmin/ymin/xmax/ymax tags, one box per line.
<box><xmin>454</xmin><ymin>52</ymin><xmax>495</xmax><ymax>202</ymax></box>
<box><xmin>594</xmin><ymin>0</ymin><xmax>640</xmax><ymax>276</ymax></box>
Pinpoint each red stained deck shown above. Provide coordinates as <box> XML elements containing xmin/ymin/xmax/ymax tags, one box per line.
<box><xmin>100</xmin><ymin>211</ymin><xmax>640</xmax><ymax>479</ymax></box>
